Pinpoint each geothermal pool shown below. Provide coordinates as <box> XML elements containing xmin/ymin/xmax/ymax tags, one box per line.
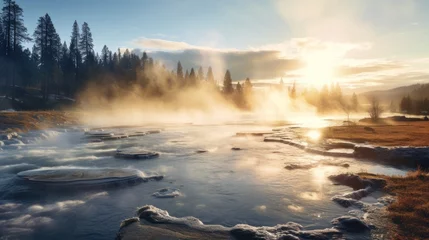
<box><xmin>0</xmin><ymin>122</ymin><xmax>407</xmax><ymax>239</ymax></box>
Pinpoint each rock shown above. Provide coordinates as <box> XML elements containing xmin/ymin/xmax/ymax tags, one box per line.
<box><xmin>328</xmin><ymin>174</ymin><xmax>371</xmax><ymax>190</ymax></box>
<box><xmin>128</xmin><ymin>132</ymin><xmax>147</xmax><ymax>137</ymax></box>
<box><xmin>195</xmin><ymin>150</ymin><xmax>208</xmax><ymax>154</ymax></box>
<box><xmin>115</xmin><ymin>150</ymin><xmax>159</xmax><ymax>160</ymax></box>
<box><xmin>0</xmin><ymin>132</ymin><xmax>19</xmax><ymax>140</ymax></box>
<box><xmin>4</xmin><ymin>139</ymin><xmax>24</xmax><ymax>146</ymax></box>
<box><xmin>331</xmin><ymin>196</ymin><xmax>365</xmax><ymax>208</ymax></box>
<box><xmin>236</xmin><ymin>132</ymin><xmax>272</xmax><ymax>137</ymax></box>
<box><xmin>146</xmin><ymin>130</ymin><xmax>161</xmax><ymax>134</ymax></box>
<box><xmin>119</xmin><ymin>217</ymin><xmax>140</xmax><ymax>229</ymax></box>
<box><xmin>353</xmin><ymin>146</ymin><xmax>379</xmax><ymax>159</ymax></box>
<box><xmin>16</xmin><ymin>167</ymin><xmax>152</xmax><ymax>187</ymax></box>
<box><xmin>152</xmin><ymin>188</ymin><xmax>181</xmax><ymax>198</ymax></box>
<box><xmin>120</xmin><ymin>205</ymin><xmax>343</xmax><ymax>240</ymax></box>
<box><xmin>231</xmin><ymin>147</ymin><xmax>243</xmax><ymax>151</ymax></box>
<box><xmin>278</xmin><ymin>234</ymin><xmax>300</xmax><ymax>240</ymax></box>
<box><xmin>324</xmin><ymin>140</ymin><xmax>355</xmax><ymax>150</ymax></box>
<box><xmin>343</xmin><ymin>188</ymin><xmax>372</xmax><ymax>200</ymax></box>
<box><xmin>364</xmin><ymin>126</ymin><xmax>375</xmax><ymax>133</ymax></box>
<box><xmin>285</xmin><ymin>163</ymin><xmax>316</xmax><ymax>170</ymax></box>
<box><xmin>331</xmin><ymin>216</ymin><xmax>370</xmax><ymax>232</ymax></box>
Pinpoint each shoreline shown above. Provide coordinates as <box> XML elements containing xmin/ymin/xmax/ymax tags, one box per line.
<box><xmin>0</xmin><ymin>111</ymin><xmax>78</xmax><ymax>134</ymax></box>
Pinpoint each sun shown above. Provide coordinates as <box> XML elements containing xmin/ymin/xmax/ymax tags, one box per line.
<box><xmin>300</xmin><ymin>51</ymin><xmax>339</xmax><ymax>88</ymax></box>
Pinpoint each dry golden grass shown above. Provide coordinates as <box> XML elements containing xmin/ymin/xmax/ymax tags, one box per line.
<box><xmin>0</xmin><ymin>111</ymin><xmax>77</xmax><ymax>133</ymax></box>
<box><xmin>323</xmin><ymin>121</ymin><xmax>429</xmax><ymax>147</ymax></box>
<box><xmin>359</xmin><ymin>170</ymin><xmax>429</xmax><ymax>239</ymax></box>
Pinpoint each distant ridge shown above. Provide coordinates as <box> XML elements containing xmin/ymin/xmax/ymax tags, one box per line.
<box><xmin>361</xmin><ymin>83</ymin><xmax>429</xmax><ymax>102</ymax></box>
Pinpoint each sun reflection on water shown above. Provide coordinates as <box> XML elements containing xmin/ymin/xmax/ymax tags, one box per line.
<box><xmin>306</xmin><ymin>130</ymin><xmax>321</xmax><ymax>142</ymax></box>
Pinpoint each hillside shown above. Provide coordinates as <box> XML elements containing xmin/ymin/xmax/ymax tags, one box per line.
<box><xmin>361</xmin><ymin>83</ymin><xmax>429</xmax><ymax>103</ymax></box>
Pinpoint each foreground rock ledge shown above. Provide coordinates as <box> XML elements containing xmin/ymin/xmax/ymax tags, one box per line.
<box><xmin>116</xmin><ymin>205</ymin><xmax>347</xmax><ymax>240</ymax></box>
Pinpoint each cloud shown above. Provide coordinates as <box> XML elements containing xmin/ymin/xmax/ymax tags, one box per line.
<box><xmin>336</xmin><ymin>61</ymin><xmax>404</xmax><ymax>77</ymax></box>
<box><xmin>149</xmin><ymin>49</ymin><xmax>303</xmax><ymax>81</ymax></box>
<box><xmin>133</xmin><ymin>37</ymin><xmax>236</xmax><ymax>52</ymax></box>
<box><xmin>131</xmin><ymin>37</ymin><xmax>371</xmax><ymax>81</ymax></box>
<box><xmin>129</xmin><ymin>36</ymin><xmax>428</xmax><ymax>91</ymax></box>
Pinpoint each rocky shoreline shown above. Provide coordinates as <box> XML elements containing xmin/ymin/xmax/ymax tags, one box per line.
<box><xmin>263</xmin><ymin>127</ymin><xmax>429</xmax><ymax>169</ymax></box>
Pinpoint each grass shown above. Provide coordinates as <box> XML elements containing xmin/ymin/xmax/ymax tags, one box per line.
<box><xmin>0</xmin><ymin>111</ymin><xmax>77</xmax><ymax>133</ymax></box>
<box><xmin>359</xmin><ymin>170</ymin><xmax>429</xmax><ymax>239</ymax></box>
<box><xmin>322</xmin><ymin>121</ymin><xmax>429</xmax><ymax>146</ymax></box>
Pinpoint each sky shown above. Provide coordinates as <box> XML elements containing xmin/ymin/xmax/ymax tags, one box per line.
<box><xmin>18</xmin><ymin>0</ymin><xmax>429</xmax><ymax>92</ymax></box>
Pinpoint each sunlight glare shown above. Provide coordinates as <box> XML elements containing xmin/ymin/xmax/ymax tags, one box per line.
<box><xmin>306</xmin><ymin>130</ymin><xmax>321</xmax><ymax>141</ymax></box>
<box><xmin>301</xmin><ymin>51</ymin><xmax>339</xmax><ymax>88</ymax></box>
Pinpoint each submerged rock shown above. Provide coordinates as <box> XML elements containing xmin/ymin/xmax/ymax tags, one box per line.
<box><xmin>16</xmin><ymin>167</ymin><xmax>160</xmax><ymax>187</ymax></box>
<box><xmin>115</xmin><ymin>150</ymin><xmax>159</xmax><ymax>160</ymax></box>
<box><xmin>329</xmin><ymin>173</ymin><xmax>386</xmax><ymax>190</ymax></box>
<box><xmin>331</xmin><ymin>196</ymin><xmax>366</xmax><ymax>208</ymax></box>
<box><xmin>117</xmin><ymin>205</ymin><xmax>344</xmax><ymax>240</ymax></box>
<box><xmin>0</xmin><ymin>132</ymin><xmax>19</xmax><ymax>140</ymax></box>
<box><xmin>236</xmin><ymin>132</ymin><xmax>272</xmax><ymax>137</ymax></box>
<box><xmin>354</xmin><ymin>145</ymin><xmax>429</xmax><ymax>168</ymax></box>
<box><xmin>195</xmin><ymin>149</ymin><xmax>208</xmax><ymax>154</ymax></box>
<box><xmin>152</xmin><ymin>188</ymin><xmax>181</xmax><ymax>198</ymax></box>
<box><xmin>285</xmin><ymin>161</ymin><xmax>350</xmax><ymax>171</ymax></box>
<box><xmin>331</xmin><ymin>216</ymin><xmax>370</xmax><ymax>232</ymax></box>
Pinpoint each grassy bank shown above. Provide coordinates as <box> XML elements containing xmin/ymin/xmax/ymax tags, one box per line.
<box><xmin>322</xmin><ymin>121</ymin><xmax>429</xmax><ymax>147</ymax></box>
<box><xmin>359</xmin><ymin>170</ymin><xmax>429</xmax><ymax>239</ymax></box>
<box><xmin>0</xmin><ymin>111</ymin><xmax>78</xmax><ymax>133</ymax></box>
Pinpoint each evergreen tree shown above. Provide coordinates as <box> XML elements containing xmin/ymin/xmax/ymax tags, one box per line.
<box><xmin>69</xmin><ymin>21</ymin><xmax>81</xmax><ymax>67</ymax></box>
<box><xmin>223</xmin><ymin>70</ymin><xmax>233</xmax><ymax>94</ymax></box>
<box><xmin>176</xmin><ymin>61</ymin><xmax>183</xmax><ymax>82</ymax></box>
<box><xmin>1</xmin><ymin>0</ymin><xmax>13</xmax><ymax>57</ymax></box>
<box><xmin>351</xmin><ymin>92</ymin><xmax>358</xmax><ymax>111</ymax></box>
<box><xmin>197</xmin><ymin>66</ymin><xmax>204</xmax><ymax>81</ymax></box>
<box><xmin>101</xmin><ymin>45</ymin><xmax>109</xmax><ymax>68</ymax></box>
<box><xmin>289</xmin><ymin>81</ymin><xmax>297</xmax><ymax>99</ymax></box>
<box><xmin>243</xmin><ymin>77</ymin><xmax>252</xmax><ymax>95</ymax></box>
<box><xmin>189</xmin><ymin>68</ymin><xmax>196</xmax><ymax>86</ymax></box>
<box><xmin>9</xmin><ymin>1</ymin><xmax>30</xmax><ymax>52</ymax></box>
<box><xmin>33</xmin><ymin>14</ymin><xmax>61</xmax><ymax>99</ymax></box>
<box><xmin>206</xmin><ymin>66</ymin><xmax>214</xmax><ymax>84</ymax></box>
<box><xmin>1</xmin><ymin>0</ymin><xmax>30</xmax><ymax>98</ymax></box>
<box><xmin>0</xmin><ymin>20</ymin><xmax>5</xmax><ymax>56</ymax></box>
<box><xmin>141</xmin><ymin>51</ymin><xmax>148</xmax><ymax>70</ymax></box>
<box><xmin>79</xmin><ymin>22</ymin><xmax>93</xmax><ymax>60</ymax></box>
<box><xmin>236</xmin><ymin>82</ymin><xmax>242</xmax><ymax>93</ymax></box>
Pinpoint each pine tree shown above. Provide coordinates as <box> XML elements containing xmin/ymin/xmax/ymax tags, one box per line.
<box><xmin>176</xmin><ymin>61</ymin><xmax>183</xmax><ymax>80</ymax></box>
<box><xmin>351</xmin><ymin>92</ymin><xmax>358</xmax><ymax>111</ymax></box>
<box><xmin>189</xmin><ymin>68</ymin><xmax>196</xmax><ymax>86</ymax></box>
<box><xmin>197</xmin><ymin>66</ymin><xmax>204</xmax><ymax>81</ymax></box>
<box><xmin>10</xmin><ymin>1</ymin><xmax>30</xmax><ymax>52</ymax></box>
<box><xmin>223</xmin><ymin>70</ymin><xmax>233</xmax><ymax>94</ymax></box>
<box><xmin>79</xmin><ymin>22</ymin><xmax>93</xmax><ymax>60</ymax></box>
<box><xmin>33</xmin><ymin>14</ymin><xmax>61</xmax><ymax>99</ymax></box>
<box><xmin>243</xmin><ymin>77</ymin><xmax>252</xmax><ymax>95</ymax></box>
<box><xmin>2</xmin><ymin>0</ymin><xmax>13</xmax><ymax>57</ymax></box>
<box><xmin>236</xmin><ymin>82</ymin><xmax>242</xmax><ymax>93</ymax></box>
<box><xmin>1</xmin><ymin>0</ymin><xmax>30</xmax><ymax>98</ymax></box>
<box><xmin>69</xmin><ymin>21</ymin><xmax>81</xmax><ymax>67</ymax></box>
<box><xmin>0</xmin><ymin>20</ymin><xmax>5</xmax><ymax>56</ymax></box>
<box><xmin>206</xmin><ymin>66</ymin><xmax>214</xmax><ymax>85</ymax></box>
<box><xmin>101</xmin><ymin>45</ymin><xmax>109</xmax><ymax>68</ymax></box>
<box><xmin>289</xmin><ymin>81</ymin><xmax>297</xmax><ymax>99</ymax></box>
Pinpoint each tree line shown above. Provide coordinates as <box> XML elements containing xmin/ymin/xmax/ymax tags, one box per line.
<box><xmin>399</xmin><ymin>95</ymin><xmax>429</xmax><ymax>115</ymax></box>
<box><xmin>0</xmin><ymin>0</ymin><xmax>254</xmax><ymax>110</ymax></box>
